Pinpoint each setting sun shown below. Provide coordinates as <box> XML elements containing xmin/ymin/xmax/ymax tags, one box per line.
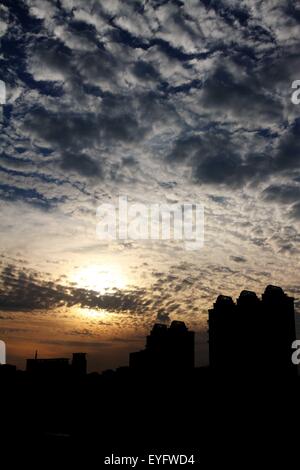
<box><xmin>70</xmin><ymin>264</ymin><xmax>128</xmax><ymax>292</ymax></box>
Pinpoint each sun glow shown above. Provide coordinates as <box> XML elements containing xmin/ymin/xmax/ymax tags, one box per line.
<box><xmin>70</xmin><ymin>264</ymin><xmax>128</xmax><ymax>292</ymax></box>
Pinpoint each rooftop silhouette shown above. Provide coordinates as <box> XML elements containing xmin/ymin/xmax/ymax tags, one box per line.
<box><xmin>129</xmin><ymin>320</ymin><xmax>195</xmax><ymax>371</ymax></box>
<box><xmin>208</xmin><ymin>284</ymin><xmax>297</xmax><ymax>376</ymax></box>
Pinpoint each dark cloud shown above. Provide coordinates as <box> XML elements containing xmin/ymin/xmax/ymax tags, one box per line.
<box><xmin>168</xmin><ymin>130</ymin><xmax>267</xmax><ymax>187</ymax></box>
<box><xmin>263</xmin><ymin>184</ymin><xmax>300</xmax><ymax>204</ymax></box>
<box><xmin>274</xmin><ymin>120</ymin><xmax>300</xmax><ymax>173</ymax></box>
<box><xmin>77</xmin><ymin>49</ymin><xmax>118</xmax><ymax>83</ymax></box>
<box><xmin>61</xmin><ymin>152</ymin><xmax>102</xmax><ymax>178</ymax></box>
<box><xmin>260</xmin><ymin>53</ymin><xmax>300</xmax><ymax>88</ymax></box>
<box><xmin>27</xmin><ymin>39</ymin><xmax>73</xmax><ymax>82</ymax></box>
<box><xmin>230</xmin><ymin>256</ymin><xmax>247</xmax><ymax>263</ymax></box>
<box><xmin>132</xmin><ymin>60</ymin><xmax>160</xmax><ymax>82</ymax></box>
<box><xmin>201</xmin><ymin>64</ymin><xmax>283</xmax><ymax>124</ymax></box>
<box><xmin>22</xmin><ymin>106</ymin><xmax>144</xmax><ymax>178</ymax></box>
<box><xmin>167</xmin><ymin>114</ymin><xmax>300</xmax><ymax>188</ymax></box>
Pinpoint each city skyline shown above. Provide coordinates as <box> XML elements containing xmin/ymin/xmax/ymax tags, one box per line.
<box><xmin>1</xmin><ymin>284</ymin><xmax>299</xmax><ymax>374</ymax></box>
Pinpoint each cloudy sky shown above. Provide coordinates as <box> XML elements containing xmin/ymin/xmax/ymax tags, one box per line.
<box><xmin>0</xmin><ymin>0</ymin><xmax>300</xmax><ymax>371</ymax></box>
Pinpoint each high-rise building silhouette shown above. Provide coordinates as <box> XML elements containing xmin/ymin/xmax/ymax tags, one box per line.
<box><xmin>208</xmin><ymin>285</ymin><xmax>297</xmax><ymax>375</ymax></box>
<box><xmin>129</xmin><ymin>320</ymin><xmax>195</xmax><ymax>371</ymax></box>
<box><xmin>262</xmin><ymin>285</ymin><xmax>296</xmax><ymax>373</ymax></box>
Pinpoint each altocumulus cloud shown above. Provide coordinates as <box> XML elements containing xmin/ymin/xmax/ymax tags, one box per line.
<box><xmin>1</xmin><ymin>0</ymin><xmax>300</xmax><ymax>209</ymax></box>
<box><xmin>0</xmin><ymin>0</ymin><xmax>300</xmax><ymax>304</ymax></box>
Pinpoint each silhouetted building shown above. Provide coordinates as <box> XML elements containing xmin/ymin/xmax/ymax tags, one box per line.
<box><xmin>72</xmin><ymin>353</ymin><xmax>87</xmax><ymax>376</ymax></box>
<box><xmin>129</xmin><ymin>320</ymin><xmax>194</xmax><ymax>371</ymax></box>
<box><xmin>208</xmin><ymin>285</ymin><xmax>297</xmax><ymax>376</ymax></box>
<box><xmin>26</xmin><ymin>357</ymin><xmax>70</xmax><ymax>376</ymax></box>
<box><xmin>208</xmin><ymin>294</ymin><xmax>237</xmax><ymax>370</ymax></box>
<box><xmin>262</xmin><ymin>285</ymin><xmax>296</xmax><ymax>373</ymax></box>
<box><xmin>26</xmin><ymin>352</ymin><xmax>87</xmax><ymax>377</ymax></box>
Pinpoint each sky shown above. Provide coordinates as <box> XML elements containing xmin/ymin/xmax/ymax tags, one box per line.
<box><xmin>0</xmin><ymin>0</ymin><xmax>300</xmax><ymax>372</ymax></box>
